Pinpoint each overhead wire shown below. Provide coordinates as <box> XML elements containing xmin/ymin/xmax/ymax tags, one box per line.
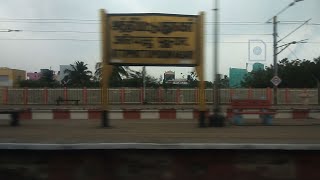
<box><xmin>0</xmin><ymin>20</ymin><xmax>99</xmax><ymax>24</ymax></box>
<box><xmin>0</xmin><ymin>18</ymin><xmax>319</xmax><ymax>25</ymax></box>
<box><xmin>206</xmin><ymin>41</ymin><xmax>319</xmax><ymax>44</ymax></box>
<box><xmin>4</xmin><ymin>29</ymin><xmax>273</xmax><ymax>36</ymax></box>
<box><xmin>21</xmin><ymin>30</ymin><xmax>98</xmax><ymax>34</ymax></box>
<box><xmin>0</xmin><ymin>38</ymin><xmax>99</xmax><ymax>41</ymax></box>
<box><xmin>206</xmin><ymin>33</ymin><xmax>271</xmax><ymax>36</ymax></box>
<box><xmin>3</xmin><ymin>28</ymin><xmax>272</xmax><ymax>36</ymax></box>
<box><xmin>0</xmin><ymin>38</ymin><xmax>319</xmax><ymax>44</ymax></box>
<box><xmin>287</xmin><ymin>46</ymin><xmax>299</xmax><ymax>59</ymax></box>
<box><xmin>0</xmin><ymin>18</ymin><xmax>318</xmax><ymax>43</ymax></box>
<box><xmin>0</xmin><ymin>18</ymin><xmax>97</xmax><ymax>21</ymax></box>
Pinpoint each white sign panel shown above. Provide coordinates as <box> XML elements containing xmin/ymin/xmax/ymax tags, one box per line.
<box><xmin>248</xmin><ymin>40</ymin><xmax>266</xmax><ymax>61</ymax></box>
<box><xmin>271</xmin><ymin>76</ymin><xmax>282</xmax><ymax>86</ymax></box>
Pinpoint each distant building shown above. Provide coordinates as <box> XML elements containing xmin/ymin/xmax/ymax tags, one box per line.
<box><xmin>27</xmin><ymin>72</ymin><xmax>41</xmax><ymax>80</ymax></box>
<box><xmin>163</xmin><ymin>71</ymin><xmax>175</xmax><ymax>83</ymax></box>
<box><xmin>40</xmin><ymin>69</ymin><xmax>51</xmax><ymax>75</ymax></box>
<box><xmin>252</xmin><ymin>63</ymin><xmax>264</xmax><ymax>72</ymax></box>
<box><xmin>167</xmin><ymin>78</ymin><xmax>188</xmax><ymax>85</ymax></box>
<box><xmin>58</xmin><ymin>65</ymin><xmax>72</xmax><ymax>82</ymax></box>
<box><xmin>41</xmin><ymin>69</ymin><xmax>57</xmax><ymax>80</ymax></box>
<box><xmin>27</xmin><ymin>69</ymin><xmax>57</xmax><ymax>81</ymax></box>
<box><xmin>0</xmin><ymin>67</ymin><xmax>26</xmax><ymax>87</ymax></box>
<box><xmin>229</xmin><ymin>68</ymin><xmax>247</xmax><ymax>88</ymax></box>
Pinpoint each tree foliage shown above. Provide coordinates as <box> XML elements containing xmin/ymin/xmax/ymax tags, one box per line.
<box><xmin>219</xmin><ymin>75</ymin><xmax>230</xmax><ymax>88</ymax></box>
<box><xmin>162</xmin><ymin>71</ymin><xmax>218</xmax><ymax>88</ymax></box>
<box><xmin>40</xmin><ymin>70</ymin><xmax>54</xmax><ymax>83</ymax></box>
<box><xmin>19</xmin><ymin>79</ymin><xmax>60</xmax><ymax>88</ymax></box>
<box><xmin>19</xmin><ymin>70</ymin><xmax>60</xmax><ymax>88</ymax></box>
<box><xmin>94</xmin><ymin>62</ymin><xmax>141</xmax><ymax>87</ymax></box>
<box><xmin>241</xmin><ymin>57</ymin><xmax>320</xmax><ymax>88</ymax></box>
<box><xmin>94</xmin><ymin>63</ymin><xmax>132</xmax><ymax>81</ymax></box>
<box><xmin>62</xmin><ymin>61</ymin><xmax>92</xmax><ymax>87</ymax></box>
<box><xmin>121</xmin><ymin>69</ymin><xmax>160</xmax><ymax>88</ymax></box>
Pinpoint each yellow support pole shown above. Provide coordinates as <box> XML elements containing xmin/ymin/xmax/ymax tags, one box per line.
<box><xmin>100</xmin><ymin>9</ymin><xmax>113</xmax><ymax>127</ymax></box>
<box><xmin>196</xmin><ymin>12</ymin><xmax>206</xmax><ymax>127</ymax></box>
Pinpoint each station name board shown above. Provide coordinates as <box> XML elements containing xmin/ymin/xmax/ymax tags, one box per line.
<box><xmin>106</xmin><ymin>13</ymin><xmax>201</xmax><ymax>66</ymax></box>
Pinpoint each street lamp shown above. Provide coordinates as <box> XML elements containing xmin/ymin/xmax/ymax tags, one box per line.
<box><xmin>267</xmin><ymin>0</ymin><xmax>304</xmax><ymax>105</ymax></box>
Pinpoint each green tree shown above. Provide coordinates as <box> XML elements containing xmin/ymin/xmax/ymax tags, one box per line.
<box><xmin>162</xmin><ymin>71</ymin><xmax>216</xmax><ymax>88</ymax></box>
<box><xmin>241</xmin><ymin>57</ymin><xmax>320</xmax><ymax>88</ymax></box>
<box><xmin>94</xmin><ymin>62</ymin><xmax>136</xmax><ymax>87</ymax></box>
<box><xmin>241</xmin><ymin>68</ymin><xmax>273</xmax><ymax>88</ymax></box>
<box><xmin>311</xmin><ymin>56</ymin><xmax>320</xmax><ymax>86</ymax></box>
<box><xmin>19</xmin><ymin>70</ymin><xmax>60</xmax><ymax>88</ymax></box>
<box><xmin>219</xmin><ymin>75</ymin><xmax>230</xmax><ymax>88</ymax></box>
<box><xmin>63</xmin><ymin>61</ymin><xmax>92</xmax><ymax>87</ymax></box>
<box><xmin>122</xmin><ymin>69</ymin><xmax>160</xmax><ymax>88</ymax></box>
<box><xmin>40</xmin><ymin>70</ymin><xmax>54</xmax><ymax>83</ymax></box>
<box><xmin>19</xmin><ymin>80</ymin><xmax>41</xmax><ymax>88</ymax></box>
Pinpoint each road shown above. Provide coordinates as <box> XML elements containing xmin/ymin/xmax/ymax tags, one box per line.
<box><xmin>1</xmin><ymin>118</ymin><xmax>320</xmax><ymax>144</ymax></box>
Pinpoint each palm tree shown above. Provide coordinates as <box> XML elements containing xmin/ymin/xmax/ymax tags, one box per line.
<box><xmin>94</xmin><ymin>62</ymin><xmax>134</xmax><ymax>82</ymax></box>
<box><xmin>63</xmin><ymin>61</ymin><xmax>92</xmax><ymax>87</ymax></box>
<box><xmin>40</xmin><ymin>70</ymin><xmax>55</xmax><ymax>83</ymax></box>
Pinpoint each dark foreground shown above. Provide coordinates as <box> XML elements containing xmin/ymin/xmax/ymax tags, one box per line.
<box><xmin>1</xmin><ymin>119</ymin><xmax>320</xmax><ymax>180</ymax></box>
<box><xmin>0</xmin><ymin>149</ymin><xmax>319</xmax><ymax>180</ymax></box>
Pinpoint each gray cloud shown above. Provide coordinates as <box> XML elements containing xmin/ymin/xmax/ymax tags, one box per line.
<box><xmin>0</xmin><ymin>0</ymin><xmax>318</xmax><ymax>81</ymax></box>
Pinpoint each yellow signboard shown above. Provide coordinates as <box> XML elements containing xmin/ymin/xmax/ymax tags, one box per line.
<box><xmin>107</xmin><ymin>13</ymin><xmax>201</xmax><ymax>66</ymax></box>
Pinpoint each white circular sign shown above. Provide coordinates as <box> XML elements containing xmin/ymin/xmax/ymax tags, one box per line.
<box><xmin>253</xmin><ymin>46</ymin><xmax>262</xmax><ymax>55</ymax></box>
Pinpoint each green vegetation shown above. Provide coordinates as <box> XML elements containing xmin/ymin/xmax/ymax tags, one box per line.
<box><xmin>241</xmin><ymin>56</ymin><xmax>320</xmax><ymax>88</ymax></box>
<box><xmin>19</xmin><ymin>56</ymin><xmax>320</xmax><ymax>89</ymax></box>
<box><xmin>19</xmin><ymin>69</ymin><xmax>60</xmax><ymax>88</ymax></box>
<box><xmin>62</xmin><ymin>61</ymin><xmax>92</xmax><ymax>87</ymax></box>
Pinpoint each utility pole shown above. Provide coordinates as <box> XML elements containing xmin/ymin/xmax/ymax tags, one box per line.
<box><xmin>142</xmin><ymin>66</ymin><xmax>146</xmax><ymax>103</ymax></box>
<box><xmin>209</xmin><ymin>0</ymin><xmax>225</xmax><ymax>127</ymax></box>
<box><xmin>268</xmin><ymin>0</ymin><xmax>304</xmax><ymax>105</ymax></box>
<box><xmin>273</xmin><ymin>16</ymin><xmax>278</xmax><ymax>105</ymax></box>
<box><xmin>318</xmin><ymin>80</ymin><xmax>320</xmax><ymax>105</ymax></box>
<box><xmin>213</xmin><ymin>0</ymin><xmax>219</xmax><ymax>111</ymax></box>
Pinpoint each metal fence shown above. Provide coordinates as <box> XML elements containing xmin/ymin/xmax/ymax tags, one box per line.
<box><xmin>0</xmin><ymin>87</ymin><xmax>318</xmax><ymax>105</ymax></box>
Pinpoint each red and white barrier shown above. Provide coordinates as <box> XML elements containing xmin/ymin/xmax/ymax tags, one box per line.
<box><xmin>0</xmin><ymin>109</ymin><xmax>319</xmax><ymax>120</ymax></box>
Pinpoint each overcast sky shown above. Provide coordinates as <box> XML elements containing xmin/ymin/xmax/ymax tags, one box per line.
<box><xmin>0</xmin><ymin>0</ymin><xmax>319</xmax><ymax>81</ymax></box>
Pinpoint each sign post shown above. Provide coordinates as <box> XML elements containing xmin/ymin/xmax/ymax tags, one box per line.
<box><xmin>195</xmin><ymin>12</ymin><xmax>206</xmax><ymax>127</ymax></box>
<box><xmin>271</xmin><ymin>76</ymin><xmax>282</xmax><ymax>87</ymax></box>
<box><xmin>100</xmin><ymin>9</ymin><xmax>113</xmax><ymax>127</ymax></box>
<box><xmin>100</xmin><ymin>10</ymin><xmax>206</xmax><ymax>127</ymax></box>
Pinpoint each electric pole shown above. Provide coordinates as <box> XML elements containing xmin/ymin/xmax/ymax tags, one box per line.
<box><xmin>209</xmin><ymin>0</ymin><xmax>225</xmax><ymax>127</ymax></box>
<box><xmin>267</xmin><ymin>0</ymin><xmax>304</xmax><ymax>105</ymax></box>
<box><xmin>273</xmin><ymin>16</ymin><xmax>278</xmax><ymax>105</ymax></box>
<box><xmin>213</xmin><ymin>0</ymin><xmax>219</xmax><ymax>111</ymax></box>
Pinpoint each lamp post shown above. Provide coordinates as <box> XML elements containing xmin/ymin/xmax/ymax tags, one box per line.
<box><xmin>267</xmin><ymin>0</ymin><xmax>304</xmax><ymax>105</ymax></box>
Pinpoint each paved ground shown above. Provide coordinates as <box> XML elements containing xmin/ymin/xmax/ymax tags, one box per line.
<box><xmin>1</xmin><ymin>118</ymin><xmax>320</xmax><ymax>144</ymax></box>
